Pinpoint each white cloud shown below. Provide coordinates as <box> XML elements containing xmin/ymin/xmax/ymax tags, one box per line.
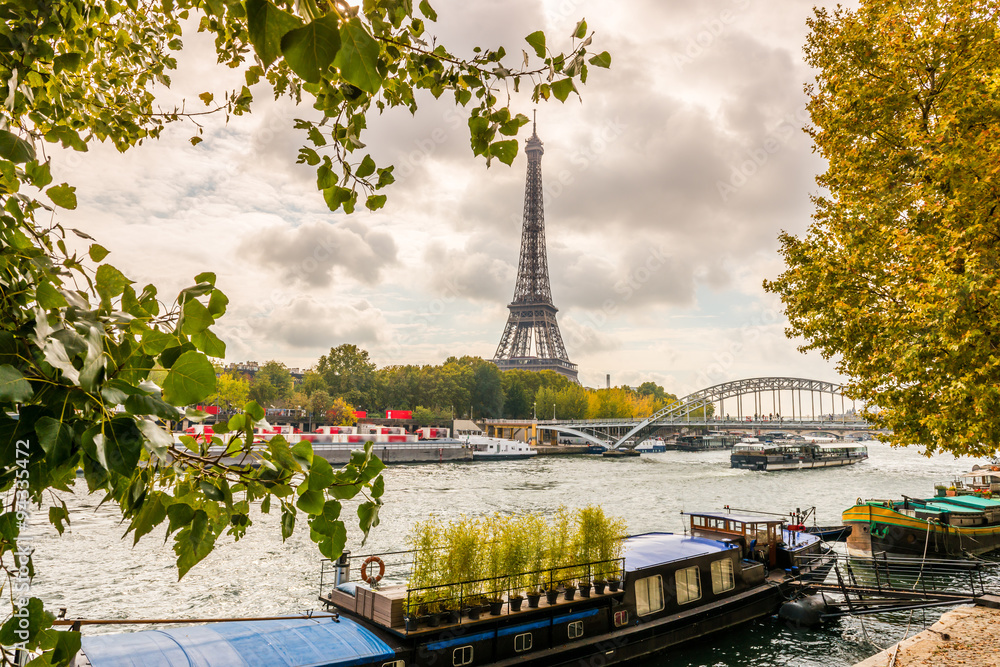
<box><xmin>47</xmin><ymin>0</ymin><xmax>847</xmax><ymax>394</ymax></box>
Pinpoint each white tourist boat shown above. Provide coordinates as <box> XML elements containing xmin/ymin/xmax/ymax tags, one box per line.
<box><xmin>461</xmin><ymin>434</ymin><xmax>538</xmax><ymax>460</ymax></box>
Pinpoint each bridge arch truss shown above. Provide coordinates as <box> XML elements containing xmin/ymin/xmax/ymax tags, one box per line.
<box><xmin>612</xmin><ymin>377</ymin><xmax>857</xmax><ymax>449</ymax></box>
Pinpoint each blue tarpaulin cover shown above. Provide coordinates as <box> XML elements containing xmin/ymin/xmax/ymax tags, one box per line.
<box><xmin>81</xmin><ymin>616</ymin><xmax>395</xmax><ymax>667</ymax></box>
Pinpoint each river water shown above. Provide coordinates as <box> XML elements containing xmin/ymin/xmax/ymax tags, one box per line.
<box><xmin>22</xmin><ymin>441</ymin><xmax>1000</xmax><ymax>666</ymax></box>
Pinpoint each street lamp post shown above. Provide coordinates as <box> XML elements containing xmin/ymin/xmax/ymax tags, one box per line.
<box><xmin>553</xmin><ymin>404</ymin><xmax>556</xmax><ymax>420</ymax></box>
<box><xmin>533</xmin><ymin>402</ymin><xmax>536</xmax><ymax>420</ymax></box>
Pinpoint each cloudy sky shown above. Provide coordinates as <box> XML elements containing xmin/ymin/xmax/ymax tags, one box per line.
<box><xmin>55</xmin><ymin>0</ymin><xmax>856</xmax><ymax>395</ymax></box>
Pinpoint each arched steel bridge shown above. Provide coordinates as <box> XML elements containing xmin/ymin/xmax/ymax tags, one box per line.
<box><xmin>521</xmin><ymin>377</ymin><xmax>870</xmax><ymax>450</ymax></box>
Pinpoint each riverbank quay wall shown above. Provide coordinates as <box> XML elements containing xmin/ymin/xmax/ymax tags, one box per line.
<box><xmin>853</xmin><ymin>598</ymin><xmax>1000</xmax><ymax>667</ymax></box>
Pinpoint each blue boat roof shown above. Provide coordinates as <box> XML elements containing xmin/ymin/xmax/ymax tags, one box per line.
<box><xmin>81</xmin><ymin>616</ymin><xmax>394</xmax><ymax>667</ymax></box>
<box><xmin>624</xmin><ymin>532</ymin><xmax>737</xmax><ymax>571</ymax></box>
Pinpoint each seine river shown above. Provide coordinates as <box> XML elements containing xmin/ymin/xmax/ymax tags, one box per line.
<box><xmin>23</xmin><ymin>440</ymin><xmax>1000</xmax><ymax>666</ymax></box>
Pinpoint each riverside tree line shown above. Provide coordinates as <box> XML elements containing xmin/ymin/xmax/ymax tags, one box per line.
<box><xmin>210</xmin><ymin>344</ymin><xmax>711</xmax><ymax>423</ymax></box>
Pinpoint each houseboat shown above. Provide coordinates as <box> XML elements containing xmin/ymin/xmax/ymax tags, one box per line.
<box><xmin>730</xmin><ymin>442</ymin><xmax>868</xmax><ymax>470</ymax></box>
<box><xmin>961</xmin><ymin>463</ymin><xmax>1000</xmax><ymax>494</ymax></box>
<box><xmin>77</xmin><ymin>512</ymin><xmax>833</xmax><ymax>666</ymax></box>
<box><xmin>844</xmin><ymin>495</ymin><xmax>1000</xmax><ymax>558</ymax></box>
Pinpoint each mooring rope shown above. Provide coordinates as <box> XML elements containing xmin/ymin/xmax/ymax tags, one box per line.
<box><xmin>887</xmin><ymin>519</ymin><xmax>933</xmax><ymax>667</ymax></box>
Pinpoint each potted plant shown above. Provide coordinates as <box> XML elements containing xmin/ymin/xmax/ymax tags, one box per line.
<box><xmin>563</xmin><ymin>583</ymin><xmax>577</xmax><ymax>601</ymax></box>
<box><xmin>509</xmin><ymin>593</ymin><xmax>524</xmax><ymax>612</ymax></box>
<box><xmin>525</xmin><ymin>589</ymin><xmax>542</xmax><ymax>608</ymax></box>
<box><xmin>545</xmin><ymin>506</ymin><xmax>573</xmax><ymax>604</ymax></box>
<box><xmin>934</xmin><ymin>484</ymin><xmax>947</xmax><ymax>497</ymax></box>
<box><xmin>482</xmin><ymin>514</ymin><xmax>508</xmax><ymax>615</ymax></box>
<box><xmin>947</xmin><ymin>485</ymin><xmax>957</xmax><ymax>497</ymax></box>
<box><xmin>578</xmin><ymin>580</ymin><xmax>592</xmax><ymax>598</ymax></box>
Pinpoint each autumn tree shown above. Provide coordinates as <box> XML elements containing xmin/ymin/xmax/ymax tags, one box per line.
<box><xmin>326</xmin><ymin>397</ymin><xmax>358</xmax><ymax>426</ymax></box>
<box><xmin>211</xmin><ymin>372</ymin><xmax>251</xmax><ymax>410</ymax></box>
<box><xmin>0</xmin><ymin>0</ymin><xmax>606</xmax><ymax>660</ymax></box>
<box><xmin>765</xmin><ymin>0</ymin><xmax>1000</xmax><ymax>456</ymax></box>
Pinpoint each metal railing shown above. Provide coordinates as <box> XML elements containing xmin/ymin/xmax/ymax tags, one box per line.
<box><xmin>788</xmin><ymin>551</ymin><xmax>999</xmax><ymax>618</ymax></box>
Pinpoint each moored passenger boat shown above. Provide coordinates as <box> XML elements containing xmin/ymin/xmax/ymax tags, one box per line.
<box><xmin>730</xmin><ymin>442</ymin><xmax>868</xmax><ymax>470</ymax></box>
<box><xmin>75</xmin><ymin>512</ymin><xmax>833</xmax><ymax>666</ymax></box>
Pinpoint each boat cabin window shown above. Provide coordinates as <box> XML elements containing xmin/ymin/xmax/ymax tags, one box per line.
<box><xmin>693</xmin><ymin>516</ymin><xmax>706</xmax><ymax>527</ymax></box>
<box><xmin>676</xmin><ymin>566</ymin><xmax>702</xmax><ymax>605</ymax></box>
<box><xmin>634</xmin><ymin>574</ymin><xmax>665</xmax><ymax>616</ymax></box>
<box><xmin>514</xmin><ymin>632</ymin><xmax>532</xmax><ymax>653</ymax></box>
<box><xmin>568</xmin><ymin>620</ymin><xmax>585</xmax><ymax>639</ymax></box>
<box><xmin>453</xmin><ymin>646</ymin><xmax>473</xmax><ymax>666</ymax></box>
<box><xmin>711</xmin><ymin>559</ymin><xmax>735</xmax><ymax>594</ymax></box>
<box><xmin>614</xmin><ymin>610</ymin><xmax>629</xmax><ymax>627</ymax></box>
<box><xmin>382</xmin><ymin>662</ymin><xmax>405</xmax><ymax>667</ymax></box>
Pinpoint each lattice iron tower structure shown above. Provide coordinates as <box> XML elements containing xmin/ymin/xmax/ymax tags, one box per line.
<box><xmin>492</xmin><ymin>120</ymin><xmax>579</xmax><ymax>383</ymax></box>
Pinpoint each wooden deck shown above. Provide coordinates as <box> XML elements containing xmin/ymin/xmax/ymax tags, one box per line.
<box><xmin>320</xmin><ymin>584</ymin><xmax>623</xmax><ymax>635</ymax></box>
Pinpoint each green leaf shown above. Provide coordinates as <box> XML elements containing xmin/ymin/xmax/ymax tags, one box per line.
<box><xmin>181</xmin><ymin>298</ymin><xmax>214</xmax><ymax>335</ymax></box>
<box><xmin>128</xmin><ymin>492</ymin><xmax>166</xmax><ymax>545</ymax></box>
<box><xmin>0</xmin><ymin>129</ymin><xmax>35</xmax><ymax>163</ymax></box>
<box><xmin>551</xmin><ymin>77</ymin><xmax>578</xmax><ymax>102</ymax></box>
<box><xmin>173</xmin><ymin>509</ymin><xmax>217</xmax><ymax>579</ymax></box>
<box><xmin>334</xmin><ymin>18</ymin><xmax>383</xmax><ymax>94</ymax></box>
<box><xmin>137</xmin><ymin>418</ymin><xmax>175</xmax><ymax>460</ymax></box>
<box><xmin>0</xmin><ymin>598</ymin><xmax>51</xmax><ymax>646</ymax></box>
<box><xmin>192</xmin><ymin>329</ymin><xmax>226</xmax><ymax>358</ymax></box>
<box><xmin>245</xmin><ymin>400</ymin><xmax>265</xmax><ymax>421</ymax></box>
<box><xmin>323</xmin><ymin>185</ymin><xmax>353</xmax><ymax>211</ymax></box>
<box><xmin>357</xmin><ymin>500</ymin><xmax>380</xmax><ymax>535</ymax></box>
<box><xmin>308</xmin><ymin>454</ymin><xmax>335</xmax><ymax>489</ymax></box>
<box><xmin>356</xmin><ymin>154</ymin><xmax>376</xmax><ymax>179</ymax></box>
<box><xmin>94</xmin><ymin>417</ymin><xmax>144</xmax><ymax>475</ymax></box>
<box><xmin>207</xmin><ymin>289</ymin><xmax>229</xmax><ymax>318</ymax></box>
<box><xmin>95</xmin><ymin>264</ymin><xmax>132</xmax><ymax>302</ymax></box>
<box><xmin>365</xmin><ymin>194</ymin><xmax>387</xmax><ymax>211</ymax></box>
<box><xmin>296</xmin><ymin>489</ymin><xmax>325</xmax><ymax>514</ymax></box>
<box><xmin>40</xmin><ymin>626</ymin><xmax>82</xmax><ymax>664</ymax></box>
<box><xmin>35</xmin><ymin>416</ymin><xmax>74</xmax><ymax>466</ymax></box>
<box><xmin>0</xmin><ymin>364</ymin><xmax>33</xmax><ymax>403</ymax></box>
<box><xmin>46</xmin><ymin>183</ymin><xmax>78</xmax><ymax>209</ymax></box>
<box><xmin>371</xmin><ymin>474</ymin><xmax>385</xmax><ymax>499</ymax></box>
<box><xmin>166</xmin><ymin>502</ymin><xmax>195</xmax><ymax>537</ymax></box>
<box><xmin>318</xmin><ymin>520</ymin><xmax>348</xmax><ymax>559</ymax></box>
<box><xmin>525</xmin><ymin>31</ymin><xmax>546</xmax><ymax>59</ymax></box>
<box><xmin>199</xmin><ymin>480</ymin><xmax>225</xmax><ymax>501</ymax></box>
<box><xmin>36</xmin><ymin>281</ymin><xmax>67</xmax><ymax>309</ymax></box>
<box><xmin>329</xmin><ymin>482</ymin><xmax>362</xmax><ymax>500</ymax></box>
<box><xmin>245</xmin><ymin>0</ymin><xmax>304</xmax><ymax>68</ymax></box>
<box><xmin>418</xmin><ymin>0</ymin><xmax>437</xmax><ymax>21</ymax></box>
<box><xmin>48</xmin><ymin>501</ymin><xmax>70</xmax><ymax>536</ymax></box>
<box><xmin>490</xmin><ymin>140</ymin><xmax>518</xmax><ymax>165</ymax></box>
<box><xmin>573</xmin><ymin>18</ymin><xmax>587</xmax><ymax>39</ymax></box>
<box><xmin>588</xmin><ymin>51</ymin><xmax>611</xmax><ymax>68</ymax></box>
<box><xmin>162</xmin><ymin>351</ymin><xmax>216</xmax><ymax>406</ymax></box>
<box><xmin>281</xmin><ymin>507</ymin><xmax>295</xmax><ymax>540</ymax></box>
<box><xmin>54</xmin><ymin>52</ymin><xmax>83</xmax><ymax>74</ymax></box>
<box><xmin>280</xmin><ymin>13</ymin><xmax>342</xmax><ymax>84</ymax></box>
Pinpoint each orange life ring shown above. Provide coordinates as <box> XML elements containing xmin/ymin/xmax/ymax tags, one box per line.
<box><xmin>360</xmin><ymin>555</ymin><xmax>385</xmax><ymax>584</ymax></box>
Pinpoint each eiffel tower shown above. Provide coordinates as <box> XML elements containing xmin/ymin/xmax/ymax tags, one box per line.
<box><xmin>493</xmin><ymin>118</ymin><xmax>579</xmax><ymax>383</ymax></box>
